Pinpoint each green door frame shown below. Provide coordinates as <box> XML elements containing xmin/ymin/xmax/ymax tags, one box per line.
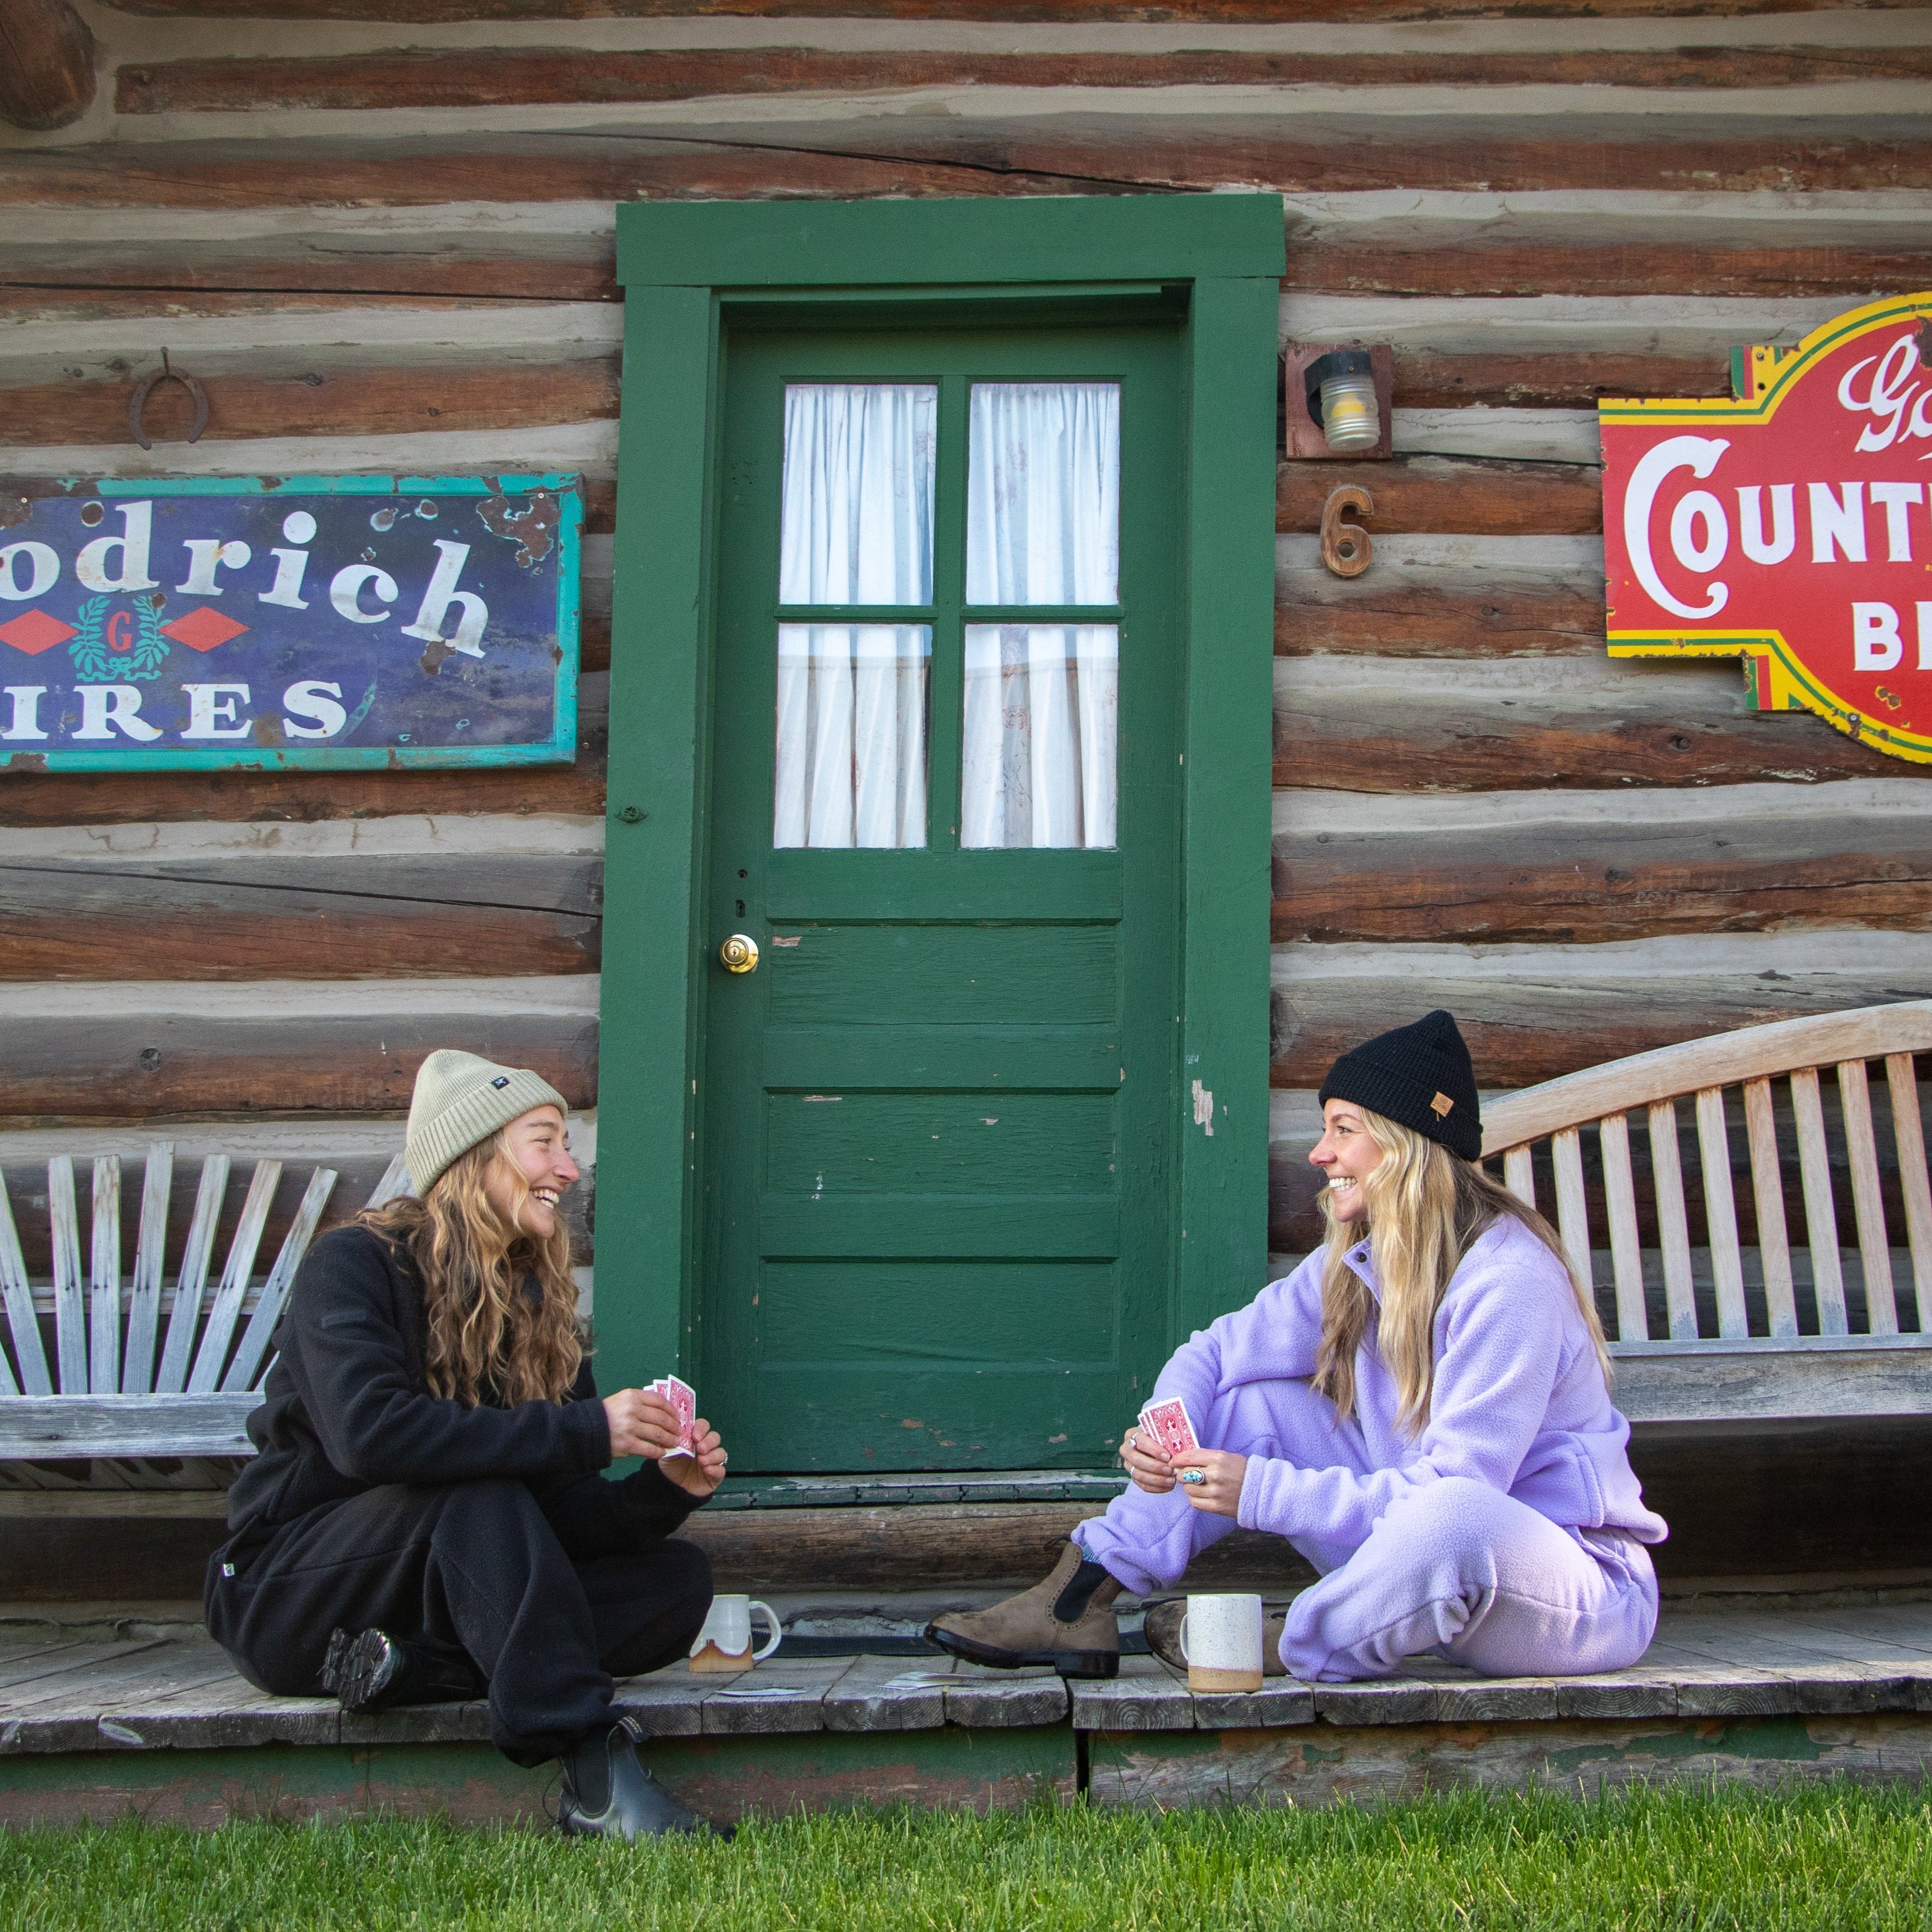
<box><xmin>599</xmin><ymin>193</ymin><xmax>1284</xmax><ymax>1399</ymax></box>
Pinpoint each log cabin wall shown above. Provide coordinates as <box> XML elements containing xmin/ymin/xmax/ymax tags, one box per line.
<box><xmin>4</xmin><ymin>0</ymin><xmax>1932</xmax><ymax>1370</ymax></box>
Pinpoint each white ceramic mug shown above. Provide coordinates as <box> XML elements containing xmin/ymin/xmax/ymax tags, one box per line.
<box><xmin>1178</xmin><ymin>1592</ymin><xmax>1264</xmax><ymax>1693</ymax></box>
<box><xmin>689</xmin><ymin>1594</ymin><xmax>783</xmax><ymax>1672</ymax></box>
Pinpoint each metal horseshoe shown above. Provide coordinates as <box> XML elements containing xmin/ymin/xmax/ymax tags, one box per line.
<box><xmin>128</xmin><ymin>349</ymin><xmax>209</xmax><ymax>451</ymax></box>
<box><xmin>1320</xmin><ymin>484</ymin><xmax>1376</xmax><ymax>579</ymax></box>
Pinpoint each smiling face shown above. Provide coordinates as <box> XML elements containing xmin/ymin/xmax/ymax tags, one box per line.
<box><xmin>1309</xmin><ymin>1099</ymin><xmax>1383</xmax><ymax>1225</ymax></box>
<box><xmin>484</xmin><ymin>1105</ymin><xmax>579</xmax><ymax>1239</ymax></box>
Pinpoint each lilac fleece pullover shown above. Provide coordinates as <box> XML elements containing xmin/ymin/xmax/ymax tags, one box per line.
<box><xmin>1152</xmin><ymin>1214</ymin><xmax>1666</xmax><ymax>1552</ymax></box>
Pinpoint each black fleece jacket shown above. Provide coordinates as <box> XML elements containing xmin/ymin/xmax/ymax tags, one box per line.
<box><xmin>225</xmin><ymin>1224</ymin><xmax>700</xmax><ymax>1551</ymax></box>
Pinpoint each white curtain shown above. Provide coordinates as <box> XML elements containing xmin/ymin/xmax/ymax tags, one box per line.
<box><xmin>967</xmin><ymin>382</ymin><xmax>1119</xmax><ymax>606</ymax></box>
<box><xmin>962</xmin><ymin>384</ymin><xmax>1120</xmax><ymax>849</ymax></box>
<box><xmin>774</xmin><ymin>385</ymin><xmax>936</xmax><ymax>847</ymax></box>
<box><xmin>962</xmin><ymin>626</ymin><xmax>1117</xmax><ymax>851</ymax></box>
<box><xmin>775</xmin><ymin>625</ymin><xmax>929</xmax><ymax>848</ymax></box>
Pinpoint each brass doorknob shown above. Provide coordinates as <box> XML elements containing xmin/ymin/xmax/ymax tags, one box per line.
<box><xmin>720</xmin><ymin>933</ymin><xmax>760</xmax><ymax>974</ymax></box>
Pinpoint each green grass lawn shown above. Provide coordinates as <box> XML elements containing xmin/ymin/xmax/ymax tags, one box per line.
<box><xmin>2</xmin><ymin>1782</ymin><xmax>1926</xmax><ymax>1930</ymax></box>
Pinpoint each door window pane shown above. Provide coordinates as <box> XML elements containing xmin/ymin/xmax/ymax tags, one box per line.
<box><xmin>780</xmin><ymin>384</ymin><xmax>936</xmax><ymax>605</ymax></box>
<box><xmin>961</xmin><ymin>624</ymin><xmax>1116</xmax><ymax>850</ymax></box>
<box><xmin>966</xmin><ymin>383</ymin><xmax>1120</xmax><ymax>606</ymax></box>
<box><xmin>775</xmin><ymin>625</ymin><xmax>930</xmax><ymax>848</ymax></box>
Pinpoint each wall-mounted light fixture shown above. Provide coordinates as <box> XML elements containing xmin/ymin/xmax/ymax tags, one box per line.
<box><xmin>1305</xmin><ymin>350</ymin><xmax>1380</xmax><ymax>454</ymax></box>
<box><xmin>1280</xmin><ymin>343</ymin><xmax>1394</xmax><ymax>462</ymax></box>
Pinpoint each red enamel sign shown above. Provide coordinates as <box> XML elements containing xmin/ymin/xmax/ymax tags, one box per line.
<box><xmin>1600</xmin><ymin>293</ymin><xmax>1932</xmax><ymax>763</ymax></box>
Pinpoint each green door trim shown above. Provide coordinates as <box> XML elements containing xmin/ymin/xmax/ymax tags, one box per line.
<box><xmin>601</xmin><ymin>195</ymin><xmax>1284</xmax><ymax>1396</ymax></box>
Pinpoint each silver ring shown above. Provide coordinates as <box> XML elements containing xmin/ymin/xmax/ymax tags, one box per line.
<box><xmin>1179</xmin><ymin>1469</ymin><xmax>1207</xmax><ymax>1485</ymax></box>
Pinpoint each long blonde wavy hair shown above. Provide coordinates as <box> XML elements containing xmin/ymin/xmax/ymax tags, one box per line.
<box><xmin>1313</xmin><ymin>1107</ymin><xmax>1610</xmax><ymax>1435</ymax></box>
<box><xmin>359</xmin><ymin>1127</ymin><xmax>583</xmax><ymax>1407</ymax></box>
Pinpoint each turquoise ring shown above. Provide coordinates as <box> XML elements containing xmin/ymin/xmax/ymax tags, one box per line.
<box><xmin>1178</xmin><ymin>1469</ymin><xmax>1207</xmax><ymax>1485</ymax></box>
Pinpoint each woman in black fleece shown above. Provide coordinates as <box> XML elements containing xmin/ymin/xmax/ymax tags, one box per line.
<box><xmin>205</xmin><ymin>1049</ymin><xmax>729</xmax><ymax>1840</ymax></box>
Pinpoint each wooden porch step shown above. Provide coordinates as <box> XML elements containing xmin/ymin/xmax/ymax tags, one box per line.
<box><xmin>5</xmin><ymin>1600</ymin><xmax>1932</xmax><ymax>1825</ymax></box>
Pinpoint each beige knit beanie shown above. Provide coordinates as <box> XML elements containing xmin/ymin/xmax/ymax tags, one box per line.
<box><xmin>404</xmin><ymin>1049</ymin><xmax>569</xmax><ymax>1196</ymax></box>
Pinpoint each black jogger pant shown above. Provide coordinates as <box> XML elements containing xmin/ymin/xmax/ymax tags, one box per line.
<box><xmin>206</xmin><ymin>1478</ymin><xmax>713</xmax><ymax>1765</ymax></box>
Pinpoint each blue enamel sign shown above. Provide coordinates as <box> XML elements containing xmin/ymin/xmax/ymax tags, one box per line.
<box><xmin>0</xmin><ymin>474</ymin><xmax>579</xmax><ymax>771</ymax></box>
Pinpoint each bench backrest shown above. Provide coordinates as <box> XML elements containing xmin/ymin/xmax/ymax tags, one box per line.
<box><xmin>0</xmin><ymin>1146</ymin><xmax>409</xmax><ymax>1401</ymax></box>
<box><xmin>1482</xmin><ymin>1003</ymin><xmax>1932</xmax><ymax>1349</ymax></box>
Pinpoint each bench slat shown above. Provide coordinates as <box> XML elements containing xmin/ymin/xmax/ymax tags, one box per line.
<box><xmin>1503</xmin><ymin>1147</ymin><xmax>1534</xmax><ymax>1209</ymax></box>
<box><xmin>1598</xmin><ymin>1114</ymin><xmax>1647</xmax><ymax>1343</ymax></box>
<box><xmin>0</xmin><ymin>1394</ymin><xmax>258</xmax><ymax>1461</ymax></box>
<box><xmin>1694</xmin><ymin>1087</ymin><xmax>1749</xmax><ymax>1341</ymax></box>
<box><xmin>1611</xmin><ymin>1334</ymin><xmax>1932</xmax><ymax>1425</ymax></box>
<box><xmin>1839</xmin><ymin>1059</ymin><xmax>1898</xmax><ymax>1337</ymax></box>
<box><xmin>88</xmin><ymin>1158</ymin><xmax>120</xmax><ymax>1397</ymax></box>
<box><xmin>1649</xmin><ymin>1101</ymin><xmax>1698</xmax><ymax>1341</ymax></box>
<box><xmin>366</xmin><ymin>1151</ymin><xmax>411</xmax><ymax>1209</ymax></box>
<box><xmin>1791</xmin><ymin>1069</ymin><xmax>1849</xmax><ymax>1337</ymax></box>
<box><xmin>0</xmin><ymin>1173</ymin><xmax>45</xmax><ymax>1397</ymax></box>
<box><xmin>153</xmin><ymin>1156</ymin><xmax>229</xmax><ymax>1398</ymax></box>
<box><xmin>222</xmin><ymin>1168</ymin><xmax>335</xmax><ymax>1395</ymax></box>
<box><xmin>1742</xmin><ymin>1077</ymin><xmax>1799</xmax><ymax>1340</ymax></box>
<box><xmin>1886</xmin><ymin>1052</ymin><xmax>1932</xmax><ymax>1334</ymax></box>
<box><xmin>186</xmin><ymin>1163</ymin><xmax>279</xmax><ymax>1397</ymax></box>
<box><xmin>1551</xmin><ymin>1128</ymin><xmax>1592</xmax><ymax>1292</ymax></box>
<box><xmin>122</xmin><ymin>1146</ymin><xmax>171</xmax><ymax>1397</ymax></box>
<box><xmin>48</xmin><ymin>1158</ymin><xmax>86</xmax><ymax>1397</ymax></box>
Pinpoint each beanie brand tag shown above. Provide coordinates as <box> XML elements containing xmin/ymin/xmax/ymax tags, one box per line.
<box><xmin>1430</xmin><ymin>1091</ymin><xmax>1455</xmax><ymax>1117</ymax></box>
<box><xmin>491</xmin><ymin>1076</ymin><xmax>511</xmax><ymax>1089</ymax></box>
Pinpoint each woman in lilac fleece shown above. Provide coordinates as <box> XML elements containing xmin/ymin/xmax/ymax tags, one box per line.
<box><xmin>930</xmin><ymin>1010</ymin><xmax>1665</xmax><ymax>1684</ymax></box>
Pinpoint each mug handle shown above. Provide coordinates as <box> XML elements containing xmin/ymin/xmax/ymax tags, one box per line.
<box><xmin>749</xmin><ymin>1600</ymin><xmax>783</xmax><ymax>1661</ymax></box>
<box><xmin>1178</xmin><ymin>1612</ymin><xmax>1191</xmax><ymax>1665</ymax></box>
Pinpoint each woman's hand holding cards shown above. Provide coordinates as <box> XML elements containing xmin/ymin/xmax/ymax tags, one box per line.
<box><xmin>1119</xmin><ymin>1424</ymin><xmax>1177</xmax><ymax>1493</ymax></box>
<box><xmin>659</xmin><ymin>1418</ymin><xmax>727</xmax><ymax>1498</ymax></box>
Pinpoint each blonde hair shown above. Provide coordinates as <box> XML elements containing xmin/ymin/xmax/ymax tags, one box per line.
<box><xmin>1313</xmin><ymin>1109</ymin><xmax>1610</xmax><ymax>1434</ymax></box>
<box><xmin>359</xmin><ymin>1128</ymin><xmax>582</xmax><ymax>1408</ymax></box>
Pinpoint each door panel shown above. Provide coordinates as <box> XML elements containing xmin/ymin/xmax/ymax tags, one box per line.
<box><xmin>701</xmin><ymin>323</ymin><xmax>1182</xmax><ymax>1472</ymax></box>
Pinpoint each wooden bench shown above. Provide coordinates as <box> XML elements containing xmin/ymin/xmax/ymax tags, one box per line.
<box><xmin>1482</xmin><ymin>1001</ymin><xmax>1932</xmax><ymax>1426</ymax></box>
<box><xmin>0</xmin><ymin>1146</ymin><xmax>406</xmax><ymax>1473</ymax></box>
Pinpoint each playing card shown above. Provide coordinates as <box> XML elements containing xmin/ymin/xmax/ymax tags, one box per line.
<box><xmin>1138</xmin><ymin>1396</ymin><xmax>1199</xmax><ymax>1460</ymax></box>
<box><xmin>657</xmin><ymin>1374</ymin><xmax>698</xmax><ymax>1458</ymax></box>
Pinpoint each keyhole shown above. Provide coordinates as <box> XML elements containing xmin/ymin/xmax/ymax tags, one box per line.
<box><xmin>737</xmin><ymin>899</ymin><xmax>746</xmax><ymax>917</ymax></box>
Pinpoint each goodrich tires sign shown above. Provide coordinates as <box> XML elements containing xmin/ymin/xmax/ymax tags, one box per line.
<box><xmin>1601</xmin><ymin>293</ymin><xmax>1932</xmax><ymax>765</ymax></box>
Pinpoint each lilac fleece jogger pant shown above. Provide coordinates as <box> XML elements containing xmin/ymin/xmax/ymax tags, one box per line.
<box><xmin>1075</xmin><ymin>1377</ymin><xmax>1658</xmax><ymax>1683</ymax></box>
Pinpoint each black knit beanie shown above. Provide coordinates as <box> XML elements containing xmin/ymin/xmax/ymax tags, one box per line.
<box><xmin>1317</xmin><ymin>1010</ymin><xmax>1482</xmax><ymax>1162</ymax></box>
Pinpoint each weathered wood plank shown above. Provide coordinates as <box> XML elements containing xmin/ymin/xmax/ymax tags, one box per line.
<box><xmin>113</xmin><ymin>44</ymin><xmax>1932</xmax><ymax>117</ymax></box>
<box><xmin>1694</xmin><ymin>1086</ymin><xmax>1748</xmax><ymax>1340</ymax></box>
<box><xmin>1887</xmin><ymin>1052</ymin><xmax>1932</xmax><ymax>1335</ymax></box>
<box><xmin>1272</xmin><ymin>942</ymin><xmax>1932</xmax><ymax>1089</ymax></box>
<box><xmin>0</xmin><ymin>1176</ymin><xmax>41</xmax><ymax>1395</ymax></box>
<box><xmin>1599</xmin><ymin>1113</ymin><xmax>1648</xmax><ymax>1343</ymax></box>
<box><xmin>0</xmin><ymin>977</ymin><xmax>600</xmax><ymax>1118</ymax></box>
<box><xmin>46</xmin><ymin>1157</ymin><xmax>84</xmax><ymax>1397</ymax></box>
<box><xmin>6</xmin><ymin>127</ymin><xmax>1931</xmax><ymax>208</ymax></box>
<box><xmin>1271</xmin><ymin>781</ymin><xmax>1932</xmax><ymax>943</ymax></box>
<box><xmin>86</xmin><ymin>1158</ymin><xmax>120</xmax><ymax>1397</ymax></box>
<box><xmin>93</xmin><ymin>0</ymin><xmax>1932</xmax><ymax>20</ymax></box>
<box><xmin>122</xmin><ymin>1144</ymin><xmax>171</xmax><ymax>1396</ymax></box>
<box><xmin>0</xmin><ymin>855</ymin><xmax>603</xmax><ymax>981</ymax></box>
<box><xmin>153</xmin><ymin>1154</ymin><xmax>228</xmax><ymax>1397</ymax></box>
<box><xmin>221</xmin><ymin>1165</ymin><xmax>335</xmax><ymax>1393</ymax></box>
<box><xmin>1273</xmin><ymin>655</ymin><xmax>1909</xmax><ymax>792</ymax></box>
<box><xmin>1290</xmin><ymin>240</ymin><xmax>1932</xmax><ymax>300</ymax></box>
<box><xmin>1393</xmin><ymin>350</ymin><xmax>1733</xmax><ymax>410</ymax></box>
<box><xmin>0</xmin><ymin>1394</ymin><xmax>258</xmax><ymax>1460</ymax></box>
<box><xmin>1278</xmin><ymin>563</ymin><xmax>1604</xmax><ymax>657</ymax></box>
<box><xmin>1838</xmin><ymin>1057</ymin><xmax>1899</xmax><ymax>1336</ymax></box>
<box><xmin>1792</xmin><ymin>1068</ymin><xmax>1850</xmax><ymax>1337</ymax></box>
<box><xmin>0</xmin><ymin>361</ymin><xmax>618</xmax><ymax>449</ymax></box>
<box><xmin>1612</xmin><ymin>1335</ymin><xmax>1932</xmax><ymax>1425</ymax></box>
<box><xmin>184</xmin><ymin>1160</ymin><xmax>278</xmax><ymax>1395</ymax></box>
<box><xmin>1743</xmin><ymin>1077</ymin><xmax>1800</xmax><ymax>1340</ymax></box>
<box><xmin>1278</xmin><ymin>455</ymin><xmax>1600</xmax><ymax>537</ymax></box>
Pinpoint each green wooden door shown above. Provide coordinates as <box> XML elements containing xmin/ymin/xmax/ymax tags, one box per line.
<box><xmin>700</xmin><ymin>321</ymin><xmax>1184</xmax><ymax>1473</ymax></box>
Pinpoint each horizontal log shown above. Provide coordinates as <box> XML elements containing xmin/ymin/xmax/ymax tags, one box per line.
<box><xmin>1269</xmin><ymin>934</ymin><xmax>1932</xmax><ymax>1088</ymax></box>
<box><xmin>1273</xmin><ymin>780</ymin><xmax>1932</xmax><ymax>944</ymax></box>
<box><xmin>1277</xmin><ymin>562</ymin><xmax>1605</xmax><ymax>657</ymax></box>
<box><xmin>1273</xmin><ymin>654</ymin><xmax>1908</xmax><ymax>791</ymax></box>
<box><xmin>1393</xmin><ymin>351</ymin><xmax>1734</xmax><ymax>410</ymax></box>
<box><xmin>1277</xmin><ymin>455</ymin><xmax>1600</xmax><ymax>537</ymax></box>
<box><xmin>0</xmin><ymin>976</ymin><xmax>599</xmax><ymax>1116</ymax></box>
<box><xmin>1290</xmin><ymin>240</ymin><xmax>1932</xmax><ymax>300</ymax></box>
<box><xmin>0</xmin><ymin>361</ymin><xmax>618</xmax><ymax>448</ymax></box>
<box><xmin>114</xmin><ymin>45</ymin><xmax>1932</xmax><ymax>115</ymax></box>
<box><xmin>5</xmin><ymin>127</ymin><xmax>1931</xmax><ymax>208</ymax></box>
<box><xmin>0</xmin><ymin>852</ymin><xmax>602</xmax><ymax>980</ymax></box>
<box><xmin>93</xmin><ymin>1</ymin><xmax>1927</xmax><ymax>20</ymax></box>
